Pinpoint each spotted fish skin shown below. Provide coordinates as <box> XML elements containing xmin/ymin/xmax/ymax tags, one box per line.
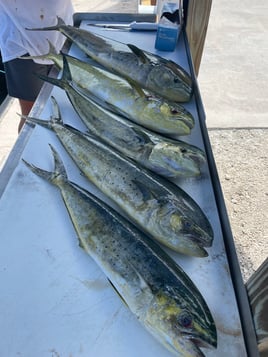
<box><xmin>27</xmin><ymin>17</ymin><xmax>193</xmax><ymax>103</ymax></box>
<box><xmin>25</xmin><ymin>100</ymin><xmax>214</xmax><ymax>257</ymax></box>
<box><xmin>23</xmin><ymin>146</ymin><xmax>217</xmax><ymax>356</ymax></box>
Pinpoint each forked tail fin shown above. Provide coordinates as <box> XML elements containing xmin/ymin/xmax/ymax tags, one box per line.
<box><xmin>25</xmin><ymin>16</ymin><xmax>66</xmax><ymax>31</ymax></box>
<box><xmin>22</xmin><ymin>144</ymin><xmax>68</xmax><ymax>185</ymax></box>
<box><xmin>21</xmin><ymin>96</ymin><xmax>63</xmax><ymax>129</ymax></box>
<box><xmin>19</xmin><ymin>40</ymin><xmax>62</xmax><ymax>69</ymax></box>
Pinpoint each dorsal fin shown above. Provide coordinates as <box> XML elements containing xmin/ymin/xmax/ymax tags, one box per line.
<box><xmin>127</xmin><ymin>44</ymin><xmax>150</xmax><ymax>64</ymax></box>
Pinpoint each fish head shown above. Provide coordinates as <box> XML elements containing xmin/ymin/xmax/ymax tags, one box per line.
<box><xmin>180</xmin><ymin>213</ymin><xmax>214</xmax><ymax>247</ymax></box>
<box><xmin>159</xmin><ymin>101</ymin><xmax>195</xmax><ymax>135</ymax></box>
<box><xmin>174</xmin><ymin>213</ymin><xmax>215</xmax><ymax>257</ymax></box>
<box><xmin>151</xmin><ymin>198</ymin><xmax>213</xmax><ymax>257</ymax></box>
<box><xmin>146</xmin><ymin>64</ymin><xmax>193</xmax><ymax>102</ymax></box>
<box><xmin>148</xmin><ymin>142</ymin><xmax>206</xmax><ymax>178</ymax></box>
<box><xmin>144</xmin><ymin>290</ymin><xmax>217</xmax><ymax>356</ymax></box>
<box><xmin>152</xmin><ymin>200</ymin><xmax>213</xmax><ymax>256</ymax></box>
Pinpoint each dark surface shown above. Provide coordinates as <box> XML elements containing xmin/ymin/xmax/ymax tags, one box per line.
<box><xmin>0</xmin><ymin>52</ymin><xmax>8</xmax><ymax>105</ymax></box>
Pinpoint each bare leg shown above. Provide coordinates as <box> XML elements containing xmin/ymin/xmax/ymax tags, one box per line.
<box><xmin>18</xmin><ymin>99</ymin><xmax>35</xmax><ymax>133</ymax></box>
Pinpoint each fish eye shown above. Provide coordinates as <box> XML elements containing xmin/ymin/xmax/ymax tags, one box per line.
<box><xmin>178</xmin><ymin>312</ymin><xmax>192</xmax><ymax>328</ymax></box>
<box><xmin>174</xmin><ymin>78</ymin><xmax>180</xmax><ymax>83</ymax></box>
<box><xmin>170</xmin><ymin>108</ymin><xmax>179</xmax><ymax>115</ymax></box>
<box><xmin>163</xmin><ymin>72</ymin><xmax>171</xmax><ymax>80</ymax></box>
<box><xmin>180</xmin><ymin>148</ymin><xmax>187</xmax><ymax>154</ymax></box>
<box><xmin>184</xmin><ymin>220</ymin><xmax>192</xmax><ymax>229</ymax></box>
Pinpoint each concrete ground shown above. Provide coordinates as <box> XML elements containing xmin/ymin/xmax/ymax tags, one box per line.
<box><xmin>0</xmin><ymin>0</ymin><xmax>267</xmax><ymax>281</ymax></box>
<box><xmin>198</xmin><ymin>0</ymin><xmax>268</xmax><ymax>282</ymax></box>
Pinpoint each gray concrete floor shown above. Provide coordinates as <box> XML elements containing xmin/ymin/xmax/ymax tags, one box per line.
<box><xmin>0</xmin><ymin>0</ymin><xmax>267</xmax><ymax>280</ymax></box>
<box><xmin>199</xmin><ymin>0</ymin><xmax>268</xmax><ymax>129</ymax></box>
<box><xmin>198</xmin><ymin>0</ymin><xmax>268</xmax><ymax>281</ymax></box>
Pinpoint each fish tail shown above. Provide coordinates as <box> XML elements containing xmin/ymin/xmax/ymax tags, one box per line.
<box><xmin>22</xmin><ymin>96</ymin><xmax>63</xmax><ymax>128</ymax></box>
<box><xmin>22</xmin><ymin>144</ymin><xmax>68</xmax><ymax>184</ymax></box>
<box><xmin>36</xmin><ymin>71</ymin><xmax>65</xmax><ymax>91</ymax></box>
<box><xmin>21</xmin><ymin>114</ymin><xmax>52</xmax><ymax>129</ymax></box>
<box><xmin>50</xmin><ymin>96</ymin><xmax>63</xmax><ymax>121</ymax></box>
<box><xmin>19</xmin><ymin>40</ymin><xmax>62</xmax><ymax>68</ymax></box>
<box><xmin>61</xmin><ymin>53</ymin><xmax>73</xmax><ymax>82</ymax></box>
<box><xmin>26</xmin><ymin>16</ymin><xmax>65</xmax><ymax>31</ymax></box>
<box><xmin>35</xmin><ymin>53</ymin><xmax>72</xmax><ymax>91</ymax></box>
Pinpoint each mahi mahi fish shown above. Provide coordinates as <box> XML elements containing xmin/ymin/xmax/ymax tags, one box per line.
<box><xmin>24</xmin><ymin>98</ymin><xmax>213</xmax><ymax>257</ymax></box>
<box><xmin>36</xmin><ymin>54</ymin><xmax>205</xmax><ymax>178</ymax></box>
<box><xmin>25</xmin><ymin>48</ymin><xmax>194</xmax><ymax>136</ymax></box>
<box><xmin>27</xmin><ymin>17</ymin><xmax>193</xmax><ymax>103</ymax></box>
<box><xmin>23</xmin><ymin>145</ymin><xmax>217</xmax><ymax>356</ymax></box>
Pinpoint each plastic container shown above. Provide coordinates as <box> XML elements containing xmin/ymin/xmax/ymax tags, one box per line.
<box><xmin>155</xmin><ymin>2</ymin><xmax>181</xmax><ymax>51</ymax></box>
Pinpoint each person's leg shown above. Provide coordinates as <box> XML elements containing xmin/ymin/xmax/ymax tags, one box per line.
<box><xmin>18</xmin><ymin>99</ymin><xmax>35</xmax><ymax>132</ymax></box>
<box><xmin>3</xmin><ymin>55</ymin><xmax>52</xmax><ymax>132</ymax></box>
